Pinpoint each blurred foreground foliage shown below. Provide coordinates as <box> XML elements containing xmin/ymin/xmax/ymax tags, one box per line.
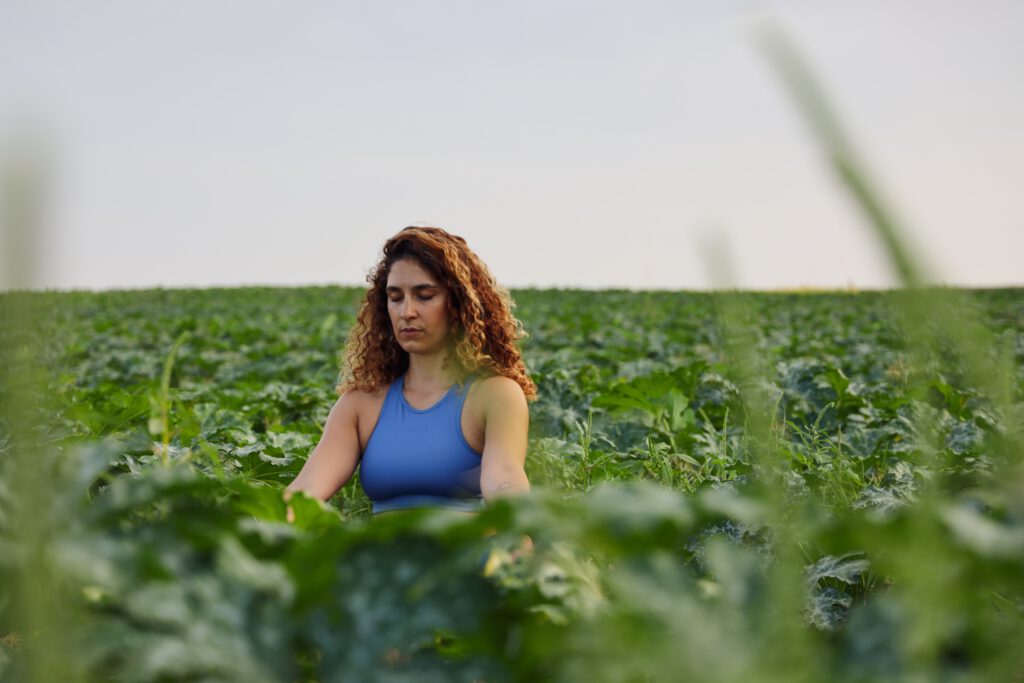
<box><xmin>1</xmin><ymin>284</ymin><xmax>1022</xmax><ymax>682</ymax></box>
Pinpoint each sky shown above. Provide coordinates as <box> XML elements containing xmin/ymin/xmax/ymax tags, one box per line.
<box><xmin>1</xmin><ymin>0</ymin><xmax>1022</xmax><ymax>291</ymax></box>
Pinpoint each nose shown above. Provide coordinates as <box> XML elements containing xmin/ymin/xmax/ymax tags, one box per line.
<box><xmin>399</xmin><ymin>297</ymin><xmax>418</xmax><ymax>320</ymax></box>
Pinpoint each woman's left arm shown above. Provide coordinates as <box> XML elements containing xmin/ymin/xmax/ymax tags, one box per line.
<box><xmin>479</xmin><ymin>376</ymin><xmax>530</xmax><ymax>502</ymax></box>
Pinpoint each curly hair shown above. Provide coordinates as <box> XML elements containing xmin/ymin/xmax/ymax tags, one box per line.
<box><xmin>337</xmin><ymin>226</ymin><xmax>537</xmax><ymax>400</ymax></box>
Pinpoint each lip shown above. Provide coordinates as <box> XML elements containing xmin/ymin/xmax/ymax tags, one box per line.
<box><xmin>399</xmin><ymin>328</ymin><xmax>423</xmax><ymax>335</ymax></box>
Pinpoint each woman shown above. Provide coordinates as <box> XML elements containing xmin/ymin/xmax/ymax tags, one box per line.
<box><xmin>283</xmin><ymin>226</ymin><xmax>536</xmax><ymax>519</ymax></box>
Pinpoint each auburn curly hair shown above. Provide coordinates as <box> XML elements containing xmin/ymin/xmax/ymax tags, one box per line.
<box><xmin>337</xmin><ymin>226</ymin><xmax>537</xmax><ymax>401</ymax></box>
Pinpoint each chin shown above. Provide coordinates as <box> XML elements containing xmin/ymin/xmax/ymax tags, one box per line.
<box><xmin>397</xmin><ymin>339</ymin><xmax>425</xmax><ymax>353</ymax></box>
<box><xmin>402</xmin><ymin>340</ymin><xmax>444</xmax><ymax>356</ymax></box>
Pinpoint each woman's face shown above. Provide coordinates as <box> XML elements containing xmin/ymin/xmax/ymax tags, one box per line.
<box><xmin>385</xmin><ymin>258</ymin><xmax>453</xmax><ymax>355</ymax></box>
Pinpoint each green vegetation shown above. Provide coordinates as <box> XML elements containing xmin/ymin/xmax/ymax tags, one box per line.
<box><xmin>1</xmin><ymin>283</ymin><xmax>1022</xmax><ymax>682</ymax></box>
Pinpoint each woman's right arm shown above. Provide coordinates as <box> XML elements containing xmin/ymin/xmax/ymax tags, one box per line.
<box><xmin>283</xmin><ymin>392</ymin><xmax>362</xmax><ymax>521</ymax></box>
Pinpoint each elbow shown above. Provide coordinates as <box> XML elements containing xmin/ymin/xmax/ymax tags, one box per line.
<box><xmin>481</xmin><ymin>467</ymin><xmax>530</xmax><ymax>503</ymax></box>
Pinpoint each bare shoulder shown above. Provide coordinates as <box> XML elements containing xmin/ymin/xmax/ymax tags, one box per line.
<box><xmin>471</xmin><ymin>375</ymin><xmax>528</xmax><ymax>416</ymax></box>
<box><xmin>334</xmin><ymin>385</ymin><xmax>388</xmax><ymax>420</ymax></box>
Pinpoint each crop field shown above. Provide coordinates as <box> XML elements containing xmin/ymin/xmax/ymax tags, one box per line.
<box><xmin>1</xmin><ymin>284</ymin><xmax>1022</xmax><ymax>682</ymax></box>
<box><xmin>3</xmin><ymin>26</ymin><xmax>1019</xmax><ymax>682</ymax></box>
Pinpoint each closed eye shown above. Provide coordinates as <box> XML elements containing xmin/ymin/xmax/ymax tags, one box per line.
<box><xmin>388</xmin><ymin>294</ymin><xmax>435</xmax><ymax>303</ymax></box>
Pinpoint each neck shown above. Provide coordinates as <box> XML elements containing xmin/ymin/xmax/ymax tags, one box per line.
<box><xmin>404</xmin><ymin>349</ymin><xmax>461</xmax><ymax>391</ymax></box>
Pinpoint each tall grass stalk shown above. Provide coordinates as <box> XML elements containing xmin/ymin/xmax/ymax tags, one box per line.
<box><xmin>155</xmin><ymin>331</ymin><xmax>190</xmax><ymax>466</ymax></box>
<box><xmin>752</xmin><ymin>19</ymin><xmax>1017</xmax><ymax>433</ymax></box>
<box><xmin>753</xmin><ymin>19</ymin><xmax>1024</xmax><ymax>677</ymax></box>
<box><xmin>0</xmin><ymin>137</ymin><xmax>82</xmax><ymax>682</ymax></box>
<box><xmin>701</xmin><ymin>236</ymin><xmax>824</xmax><ymax>681</ymax></box>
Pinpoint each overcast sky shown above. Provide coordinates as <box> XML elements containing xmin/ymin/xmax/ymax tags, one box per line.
<box><xmin>1</xmin><ymin>1</ymin><xmax>1021</xmax><ymax>291</ymax></box>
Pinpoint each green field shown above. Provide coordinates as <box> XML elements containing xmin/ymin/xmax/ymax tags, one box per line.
<box><xmin>1</xmin><ymin>285</ymin><xmax>1022</xmax><ymax>682</ymax></box>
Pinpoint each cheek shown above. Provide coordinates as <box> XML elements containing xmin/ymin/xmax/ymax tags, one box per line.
<box><xmin>438</xmin><ymin>302</ymin><xmax>455</xmax><ymax>326</ymax></box>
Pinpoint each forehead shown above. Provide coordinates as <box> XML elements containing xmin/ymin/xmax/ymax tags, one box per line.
<box><xmin>385</xmin><ymin>258</ymin><xmax>443</xmax><ymax>289</ymax></box>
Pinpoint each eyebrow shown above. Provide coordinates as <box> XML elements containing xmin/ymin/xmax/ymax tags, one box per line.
<box><xmin>385</xmin><ymin>283</ymin><xmax>439</xmax><ymax>293</ymax></box>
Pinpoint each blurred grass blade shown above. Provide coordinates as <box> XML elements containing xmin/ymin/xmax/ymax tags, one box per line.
<box><xmin>751</xmin><ymin>19</ymin><xmax>1024</xmax><ymax>678</ymax></box>
<box><xmin>1</xmin><ymin>132</ymin><xmax>82</xmax><ymax>681</ymax></box>
<box><xmin>1</xmin><ymin>131</ymin><xmax>50</xmax><ymax>292</ymax></box>
<box><xmin>700</xmin><ymin>233</ymin><xmax>823</xmax><ymax>683</ymax></box>
<box><xmin>751</xmin><ymin>18</ymin><xmax>1018</xmax><ymax>455</ymax></box>
<box><xmin>751</xmin><ymin>20</ymin><xmax>926</xmax><ymax>289</ymax></box>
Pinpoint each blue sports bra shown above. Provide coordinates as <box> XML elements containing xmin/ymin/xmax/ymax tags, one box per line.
<box><xmin>359</xmin><ymin>374</ymin><xmax>484</xmax><ymax>514</ymax></box>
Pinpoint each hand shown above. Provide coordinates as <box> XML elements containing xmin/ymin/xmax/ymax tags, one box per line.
<box><xmin>509</xmin><ymin>533</ymin><xmax>534</xmax><ymax>561</ymax></box>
